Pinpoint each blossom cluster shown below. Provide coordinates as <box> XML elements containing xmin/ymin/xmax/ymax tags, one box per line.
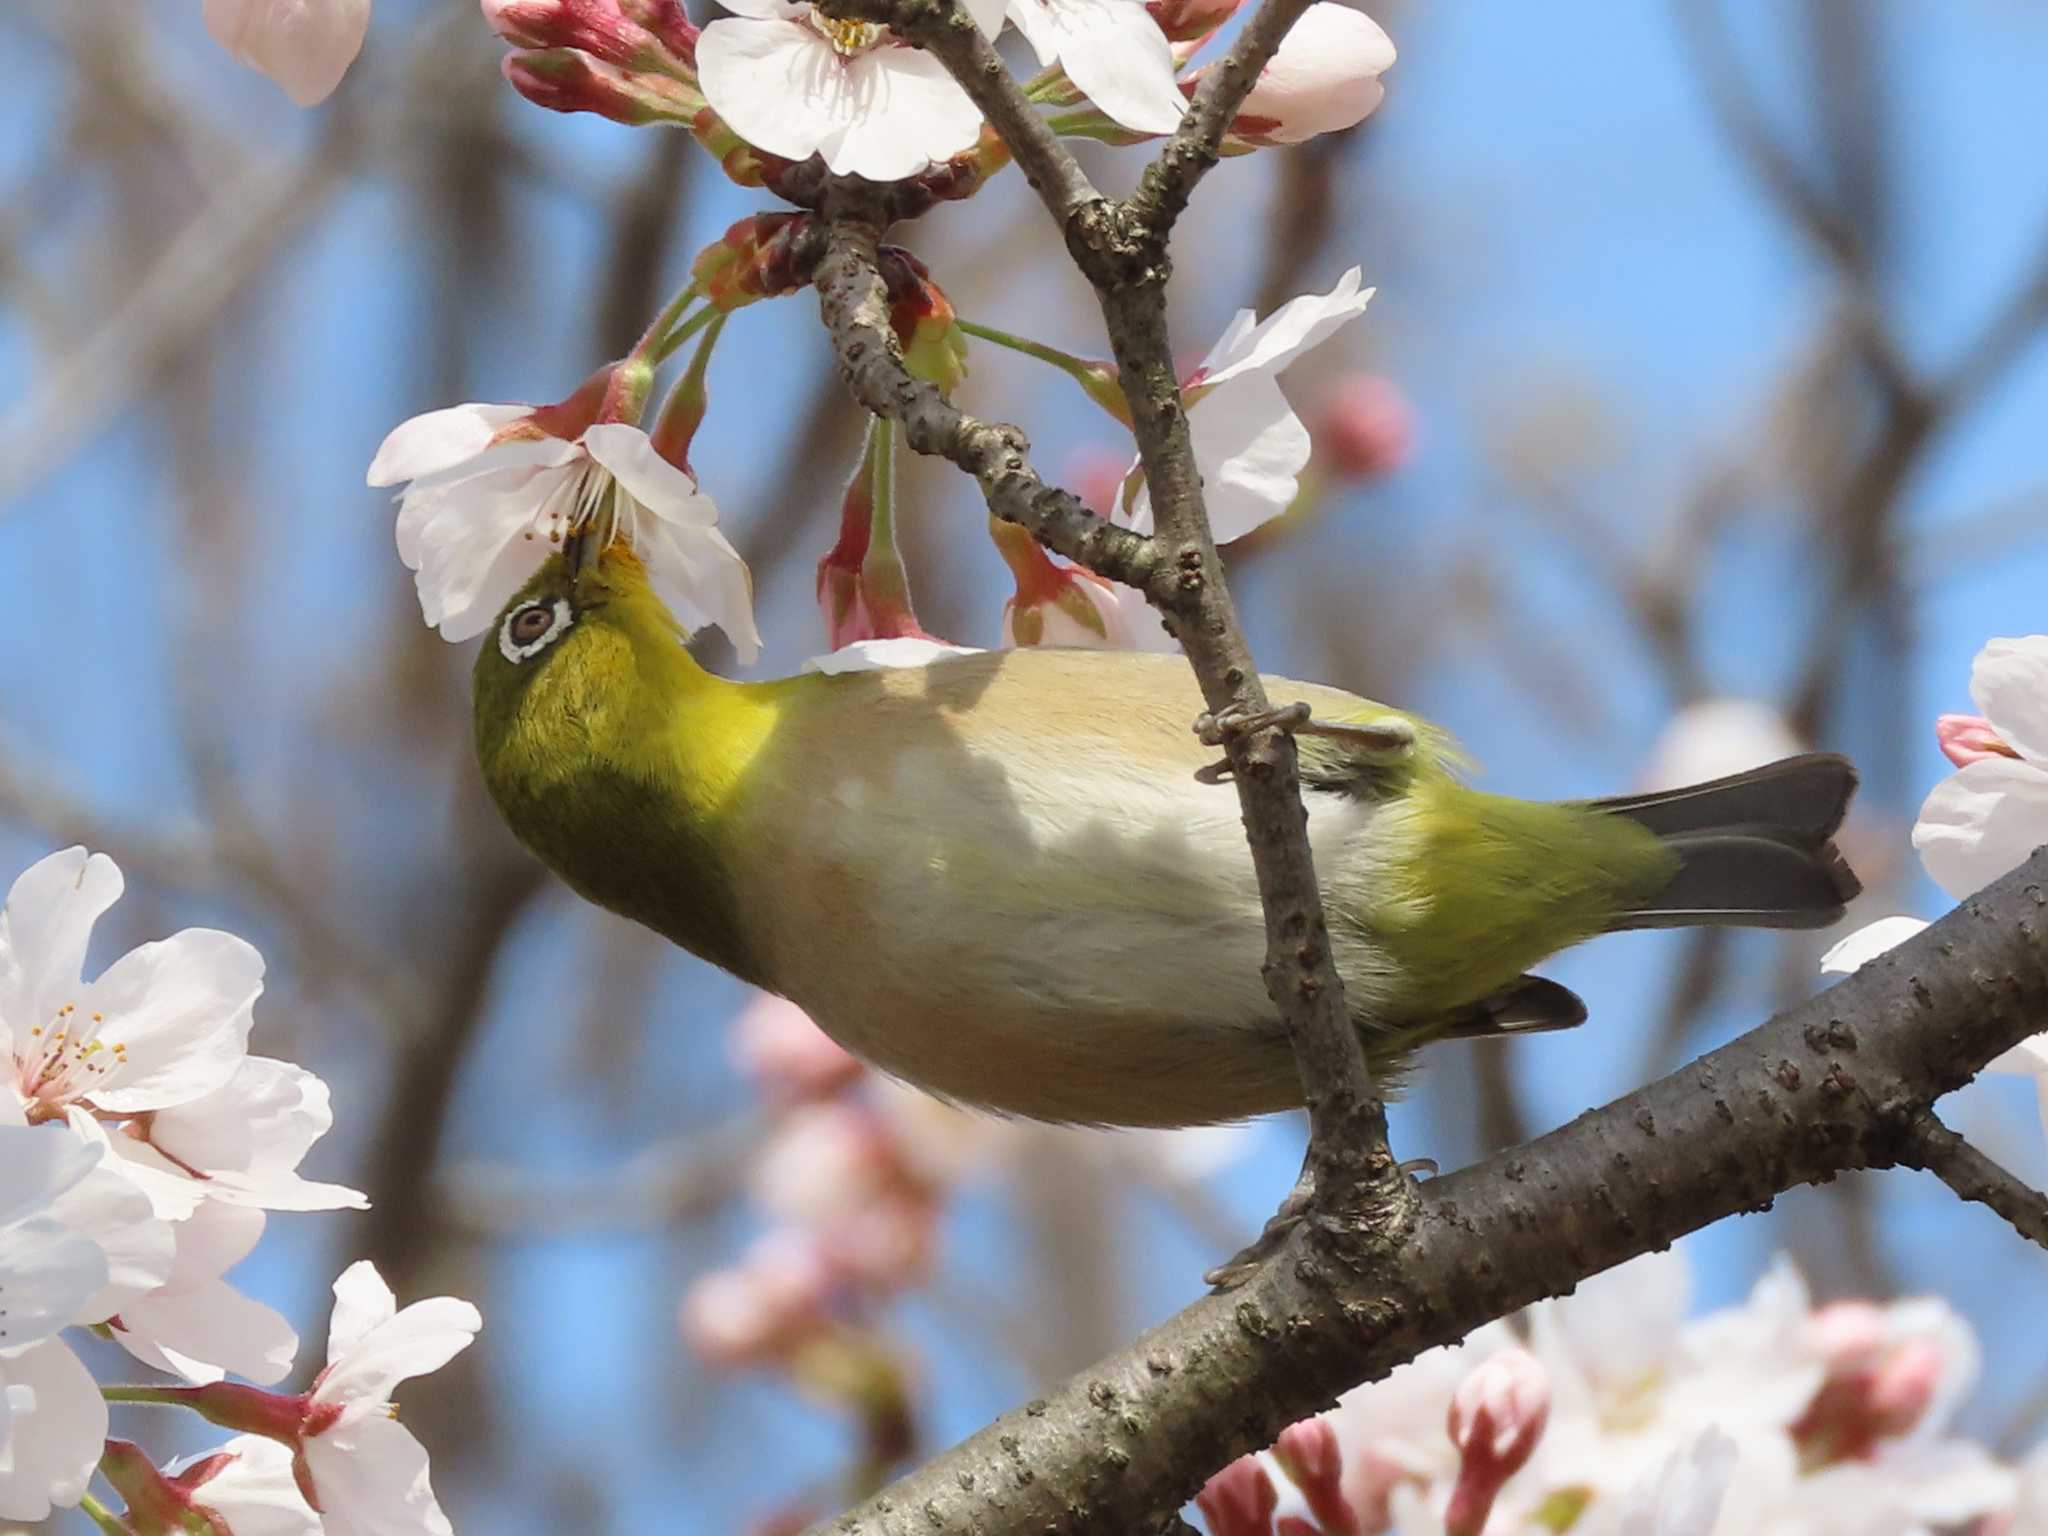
<box><xmin>1818</xmin><ymin>635</ymin><xmax>2048</xmax><ymax>1122</ymax></box>
<box><xmin>679</xmin><ymin>991</ymin><xmax>1250</xmax><ymax>1524</ymax></box>
<box><xmin>0</xmin><ymin>848</ymin><xmax>479</xmax><ymax>1532</ymax></box>
<box><xmin>1196</xmin><ymin>1245</ymin><xmax>2039</xmax><ymax>1536</ymax></box>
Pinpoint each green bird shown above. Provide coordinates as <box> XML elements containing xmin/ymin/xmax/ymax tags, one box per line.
<box><xmin>472</xmin><ymin>541</ymin><xmax>1859</xmax><ymax>1129</ymax></box>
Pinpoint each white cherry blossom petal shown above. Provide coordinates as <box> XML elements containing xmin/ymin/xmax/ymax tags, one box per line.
<box><xmin>698</xmin><ymin>18</ymin><xmax>982</xmax><ymax>181</ymax></box>
<box><xmin>0</xmin><ymin>848</ymin><xmax>123</xmax><ymax>1053</ymax></box>
<box><xmin>1819</xmin><ymin>916</ymin><xmax>1929</xmax><ymax>976</ymax></box>
<box><xmin>0</xmin><ymin>1338</ymin><xmax>105</xmax><ymax>1521</ymax></box>
<box><xmin>1912</xmin><ymin>756</ymin><xmax>2048</xmax><ymax>900</ymax></box>
<box><xmin>0</xmin><ymin>1122</ymin><xmax>97</xmax><ymax>1230</ymax></box>
<box><xmin>1201</xmin><ymin>266</ymin><xmax>1373</xmax><ymax>387</ymax></box>
<box><xmin>804</xmin><ymin>638</ymin><xmax>984</xmax><ymax>673</ymax></box>
<box><xmin>203</xmin><ymin>0</ymin><xmax>372</xmax><ymax>106</ymax></box>
<box><xmin>173</xmin><ymin>1436</ymin><xmax>322</xmax><ymax>1536</ymax></box>
<box><xmin>366</xmin><ymin>404</ymin><xmax>529</xmax><ymax>488</ymax></box>
<box><xmin>326</xmin><ymin>1257</ymin><xmax>397</xmax><ymax>1363</ymax></box>
<box><xmin>1007</xmin><ymin>0</ymin><xmax>1184</xmax><ymax>133</ymax></box>
<box><xmin>0</xmin><ymin>1215</ymin><xmax>105</xmax><ymax>1358</ymax></box>
<box><xmin>316</xmin><ymin>1261</ymin><xmax>480</xmax><ymax>1408</ymax></box>
<box><xmin>1126</xmin><ymin>370</ymin><xmax>1309</xmax><ymax>540</ymax></box>
<box><xmin>581</xmin><ymin>423</ymin><xmax>718</xmax><ymax>528</ymax></box>
<box><xmin>146</xmin><ymin>1056</ymin><xmax>367</xmax><ymax>1211</ymax></box>
<box><xmin>1231</xmin><ymin>3</ymin><xmax>1394</xmax><ymax>145</ymax></box>
<box><xmin>111</xmin><ymin>1203</ymin><xmax>297</xmax><ymax>1386</ymax></box>
<box><xmin>1969</xmin><ymin>635</ymin><xmax>2048</xmax><ymax>766</ymax></box>
<box><xmin>42</xmin><ymin>1147</ymin><xmax>175</xmax><ymax>1321</ymax></box>
<box><xmin>76</xmin><ymin>928</ymin><xmax>263</xmax><ymax>1114</ymax></box>
<box><xmin>304</xmin><ymin>1405</ymin><xmax>455</xmax><ymax>1536</ymax></box>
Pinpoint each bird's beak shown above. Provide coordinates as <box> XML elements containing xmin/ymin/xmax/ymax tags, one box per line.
<box><xmin>564</xmin><ymin>529</ymin><xmax>602</xmax><ymax>578</ymax></box>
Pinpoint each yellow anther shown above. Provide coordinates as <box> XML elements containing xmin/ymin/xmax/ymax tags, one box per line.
<box><xmin>813</xmin><ymin>14</ymin><xmax>883</xmax><ymax>51</ymax></box>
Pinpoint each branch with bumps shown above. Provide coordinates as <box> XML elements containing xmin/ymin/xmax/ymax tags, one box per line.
<box><xmin>802</xmin><ymin>854</ymin><xmax>2048</xmax><ymax>1535</ymax></box>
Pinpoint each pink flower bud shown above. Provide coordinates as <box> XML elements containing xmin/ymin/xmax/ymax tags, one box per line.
<box><xmin>1443</xmin><ymin>1349</ymin><xmax>1549</xmax><ymax>1536</ymax></box>
<box><xmin>1315</xmin><ymin>374</ymin><xmax>1415</xmax><ymax>480</ymax></box>
<box><xmin>1200</xmin><ymin>3</ymin><xmax>1395</xmax><ymax>147</ymax></box>
<box><xmin>820</xmin><ymin>1192</ymin><xmax>939</xmax><ymax>1290</ymax></box>
<box><xmin>1272</xmin><ymin>1419</ymin><xmax>1360</xmax><ymax>1536</ymax></box>
<box><xmin>502</xmin><ymin>47</ymin><xmax>699</xmax><ymax>126</ymax></box>
<box><xmin>204</xmin><ymin>0</ymin><xmax>370</xmax><ymax>106</ymax></box>
<box><xmin>1936</xmin><ymin>713</ymin><xmax>2019</xmax><ymax>768</ymax></box>
<box><xmin>880</xmin><ymin>247</ymin><xmax>968</xmax><ymax>393</ymax></box>
<box><xmin>1147</xmin><ymin>0</ymin><xmax>1246</xmax><ymax>41</ymax></box>
<box><xmin>681</xmin><ymin>1232</ymin><xmax>838</xmax><ymax>1368</ymax></box>
<box><xmin>693</xmin><ymin>214</ymin><xmax>818</xmax><ymax>312</ymax></box>
<box><xmin>1197</xmin><ymin>1454</ymin><xmax>1280</xmax><ymax>1536</ymax></box>
<box><xmin>753</xmin><ymin>1102</ymin><xmax>917</xmax><ymax>1230</ymax></box>
<box><xmin>729</xmin><ymin>994</ymin><xmax>865</xmax><ymax>1104</ymax></box>
<box><xmin>1794</xmin><ymin>1302</ymin><xmax>1957</xmax><ymax>1462</ymax></box>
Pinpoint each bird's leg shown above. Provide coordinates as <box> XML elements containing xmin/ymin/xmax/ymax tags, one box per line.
<box><xmin>1205</xmin><ymin>1155</ymin><xmax>1438</xmax><ymax>1291</ymax></box>
<box><xmin>1192</xmin><ymin>702</ymin><xmax>1414</xmax><ymax>783</ymax></box>
<box><xmin>1204</xmin><ymin>1158</ymin><xmax>1316</xmax><ymax>1290</ymax></box>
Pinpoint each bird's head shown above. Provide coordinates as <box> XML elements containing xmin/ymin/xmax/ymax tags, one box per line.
<box><xmin>471</xmin><ymin>535</ymin><xmax>687</xmax><ymax>772</ymax></box>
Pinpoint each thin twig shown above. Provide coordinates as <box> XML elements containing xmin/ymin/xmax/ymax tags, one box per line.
<box><xmin>1904</xmin><ymin>1109</ymin><xmax>2048</xmax><ymax>1252</ymax></box>
<box><xmin>811</xmin><ymin>218</ymin><xmax>1163</xmax><ymax>594</ymax></box>
<box><xmin>1130</xmin><ymin>0</ymin><xmax>1319</xmax><ymax>233</ymax></box>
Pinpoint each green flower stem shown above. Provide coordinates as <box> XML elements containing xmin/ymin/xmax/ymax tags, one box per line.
<box><xmin>651</xmin><ymin>310</ymin><xmax>729</xmax><ymax>468</ymax></box>
<box><xmin>956</xmin><ymin>319</ymin><xmax>1134</xmax><ymax>426</ymax></box>
<box><xmin>628</xmin><ymin>278</ymin><xmax>702</xmax><ymax>367</ymax></box>
<box><xmin>78</xmin><ymin>1492</ymin><xmax>131</xmax><ymax>1536</ymax></box>
<box><xmin>859</xmin><ymin>417</ymin><xmax>914</xmax><ymax>620</ymax></box>
<box><xmin>99</xmin><ymin>1385</ymin><xmax>195</xmax><ymax>1409</ymax></box>
<box><xmin>652</xmin><ymin>302</ymin><xmax>723</xmax><ymax>367</ymax></box>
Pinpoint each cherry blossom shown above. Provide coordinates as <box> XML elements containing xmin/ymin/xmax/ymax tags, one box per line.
<box><xmin>1200</xmin><ymin>2</ymin><xmax>1394</xmax><ymax>146</ymax></box>
<box><xmin>0</xmin><ymin>1127</ymin><xmax>109</xmax><ymax>1521</ymax></box>
<box><xmin>370</xmin><ymin>405</ymin><xmax>761</xmax><ymax>660</ymax></box>
<box><xmin>696</xmin><ymin>0</ymin><xmax>999</xmax><ymax>182</ymax></box>
<box><xmin>1</xmin><ymin>847</ymin><xmax>263</xmax><ymax>1128</ymax></box>
<box><xmin>295</xmin><ymin>1260</ymin><xmax>482</xmax><ymax>1536</ymax></box>
<box><xmin>109</xmin><ymin>1201</ymin><xmax>299</xmax><ymax>1387</ymax></box>
<box><xmin>1118</xmin><ymin>267</ymin><xmax>1375</xmax><ymax>541</ymax></box>
<box><xmin>992</xmin><ymin>519</ymin><xmax>1175</xmax><ymax>652</ymax></box>
<box><xmin>1190</xmin><ymin>1247</ymin><xmax>2020</xmax><ymax>1536</ymax></box>
<box><xmin>1819</xmin><ymin>639</ymin><xmax>2048</xmax><ymax>1122</ymax></box>
<box><xmin>165</xmin><ymin>1434</ymin><xmax>323</xmax><ymax>1536</ymax></box>
<box><xmin>203</xmin><ymin>0</ymin><xmax>372</xmax><ymax>106</ymax></box>
<box><xmin>1912</xmin><ymin>635</ymin><xmax>2048</xmax><ymax>899</ymax></box>
<box><xmin>1006</xmin><ymin>0</ymin><xmax>1185</xmax><ymax>134</ymax></box>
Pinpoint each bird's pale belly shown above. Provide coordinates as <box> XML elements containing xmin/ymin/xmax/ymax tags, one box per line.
<box><xmin>738</xmin><ymin>763</ymin><xmax>1406</xmax><ymax>1126</ymax></box>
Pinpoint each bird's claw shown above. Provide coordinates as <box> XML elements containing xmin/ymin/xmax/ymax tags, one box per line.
<box><xmin>1193</xmin><ymin>703</ymin><xmax>1414</xmax><ymax>784</ymax></box>
<box><xmin>1205</xmin><ymin>1157</ymin><xmax>1437</xmax><ymax>1290</ymax></box>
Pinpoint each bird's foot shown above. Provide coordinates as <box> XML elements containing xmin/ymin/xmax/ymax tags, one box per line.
<box><xmin>1205</xmin><ymin>1165</ymin><xmax>1316</xmax><ymax>1290</ymax></box>
<box><xmin>1193</xmin><ymin>702</ymin><xmax>1414</xmax><ymax>783</ymax></box>
<box><xmin>1205</xmin><ymin>1157</ymin><xmax>1437</xmax><ymax>1291</ymax></box>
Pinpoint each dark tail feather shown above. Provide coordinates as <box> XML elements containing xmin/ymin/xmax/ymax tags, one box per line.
<box><xmin>1437</xmin><ymin>974</ymin><xmax>1588</xmax><ymax>1040</ymax></box>
<box><xmin>1597</xmin><ymin>753</ymin><xmax>1862</xmax><ymax>932</ymax></box>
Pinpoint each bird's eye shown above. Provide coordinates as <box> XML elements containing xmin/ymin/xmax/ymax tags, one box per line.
<box><xmin>499</xmin><ymin>598</ymin><xmax>573</xmax><ymax>663</ymax></box>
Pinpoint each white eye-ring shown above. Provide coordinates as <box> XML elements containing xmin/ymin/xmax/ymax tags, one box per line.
<box><xmin>499</xmin><ymin>598</ymin><xmax>573</xmax><ymax>663</ymax></box>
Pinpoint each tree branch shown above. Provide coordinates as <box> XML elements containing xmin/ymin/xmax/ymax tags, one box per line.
<box><xmin>1130</xmin><ymin>0</ymin><xmax>1317</xmax><ymax>233</ymax></box>
<box><xmin>806</xmin><ymin>852</ymin><xmax>2048</xmax><ymax>1536</ymax></box>
<box><xmin>1903</xmin><ymin>1108</ymin><xmax>2048</xmax><ymax>1252</ymax></box>
<box><xmin>811</xmin><ymin>215</ymin><xmax>1165</xmax><ymax>595</ymax></box>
